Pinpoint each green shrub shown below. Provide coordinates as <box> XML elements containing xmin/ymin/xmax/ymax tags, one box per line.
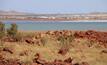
<box><xmin>7</xmin><ymin>23</ymin><xmax>18</xmax><ymax>38</ymax></box>
<box><xmin>58</xmin><ymin>34</ymin><xmax>75</xmax><ymax>50</ymax></box>
<box><xmin>0</xmin><ymin>22</ymin><xmax>5</xmax><ymax>40</ymax></box>
<box><xmin>0</xmin><ymin>41</ymin><xmax>4</xmax><ymax>51</ymax></box>
<box><xmin>41</xmin><ymin>37</ymin><xmax>48</xmax><ymax>46</ymax></box>
<box><xmin>57</xmin><ymin>34</ymin><xmax>75</xmax><ymax>55</ymax></box>
<box><xmin>14</xmin><ymin>33</ymin><xmax>23</xmax><ymax>42</ymax></box>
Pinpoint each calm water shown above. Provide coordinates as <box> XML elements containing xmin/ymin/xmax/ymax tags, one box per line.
<box><xmin>4</xmin><ymin>21</ymin><xmax>107</xmax><ymax>31</ymax></box>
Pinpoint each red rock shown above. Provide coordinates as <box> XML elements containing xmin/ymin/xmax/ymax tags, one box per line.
<box><xmin>58</xmin><ymin>47</ymin><xmax>69</xmax><ymax>55</ymax></box>
<box><xmin>74</xmin><ymin>30</ymin><xmax>107</xmax><ymax>48</ymax></box>
<box><xmin>64</xmin><ymin>57</ymin><xmax>73</xmax><ymax>63</ymax></box>
<box><xmin>80</xmin><ymin>62</ymin><xmax>89</xmax><ymax>65</ymax></box>
<box><xmin>3</xmin><ymin>47</ymin><xmax>13</xmax><ymax>54</ymax></box>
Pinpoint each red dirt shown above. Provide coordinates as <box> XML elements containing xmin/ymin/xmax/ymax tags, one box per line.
<box><xmin>0</xmin><ymin>53</ymin><xmax>89</xmax><ymax>65</ymax></box>
<box><xmin>74</xmin><ymin>30</ymin><xmax>107</xmax><ymax>48</ymax></box>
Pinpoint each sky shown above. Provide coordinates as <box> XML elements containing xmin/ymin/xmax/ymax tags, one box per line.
<box><xmin>0</xmin><ymin>0</ymin><xmax>107</xmax><ymax>13</ymax></box>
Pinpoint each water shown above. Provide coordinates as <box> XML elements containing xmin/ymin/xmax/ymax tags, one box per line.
<box><xmin>4</xmin><ymin>21</ymin><xmax>107</xmax><ymax>31</ymax></box>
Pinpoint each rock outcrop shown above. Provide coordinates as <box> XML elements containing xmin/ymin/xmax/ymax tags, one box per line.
<box><xmin>74</xmin><ymin>30</ymin><xmax>107</xmax><ymax>48</ymax></box>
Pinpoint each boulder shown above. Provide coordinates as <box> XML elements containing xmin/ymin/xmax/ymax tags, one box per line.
<box><xmin>64</xmin><ymin>57</ymin><xmax>73</xmax><ymax>63</ymax></box>
<box><xmin>3</xmin><ymin>47</ymin><xmax>13</xmax><ymax>54</ymax></box>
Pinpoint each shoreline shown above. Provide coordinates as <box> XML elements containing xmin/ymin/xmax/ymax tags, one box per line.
<box><xmin>19</xmin><ymin>29</ymin><xmax>107</xmax><ymax>33</ymax></box>
<box><xmin>1</xmin><ymin>19</ymin><xmax>107</xmax><ymax>22</ymax></box>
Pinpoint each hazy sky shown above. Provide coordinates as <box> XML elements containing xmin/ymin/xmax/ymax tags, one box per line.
<box><xmin>0</xmin><ymin>0</ymin><xmax>107</xmax><ymax>13</ymax></box>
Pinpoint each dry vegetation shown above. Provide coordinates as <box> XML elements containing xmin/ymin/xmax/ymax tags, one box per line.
<box><xmin>0</xmin><ymin>22</ymin><xmax>107</xmax><ymax>65</ymax></box>
<box><xmin>0</xmin><ymin>30</ymin><xmax>107</xmax><ymax>65</ymax></box>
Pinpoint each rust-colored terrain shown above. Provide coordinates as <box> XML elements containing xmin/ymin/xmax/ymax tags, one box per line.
<box><xmin>0</xmin><ymin>30</ymin><xmax>107</xmax><ymax>65</ymax></box>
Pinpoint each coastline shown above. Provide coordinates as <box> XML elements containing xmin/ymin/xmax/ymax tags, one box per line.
<box><xmin>19</xmin><ymin>29</ymin><xmax>107</xmax><ymax>33</ymax></box>
<box><xmin>1</xmin><ymin>19</ymin><xmax>107</xmax><ymax>22</ymax></box>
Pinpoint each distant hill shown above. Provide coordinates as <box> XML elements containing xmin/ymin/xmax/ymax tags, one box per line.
<box><xmin>0</xmin><ymin>10</ymin><xmax>35</xmax><ymax>15</ymax></box>
<box><xmin>0</xmin><ymin>10</ymin><xmax>107</xmax><ymax>21</ymax></box>
<box><xmin>0</xmin><ymin>10</ymin><xmax>107</xmax><ymax>15</ymax></box>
